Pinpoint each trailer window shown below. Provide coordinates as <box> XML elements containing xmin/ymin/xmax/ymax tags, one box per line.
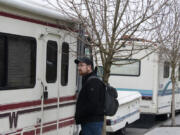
<box><xmin>46</xmin><ymin>41</ymin><xmax>57</xmax><ymax>83</ymax></box>
<box><xmin>0</xmin><ymin>33</ymin><xmax>36</xmax><ymax>90</ymax></box>
<box><xmin>110</xmin><ymin>59</ymin><xmax>140</xmax><ymax>76</ymax></box>
<box><xmin>61</xmin><ymin>42</ymin><xmax>69</xmax><ymax>86</ymax></box>
<box><xmin>163</xmin><ymin>61</ymin><xmax>170</xmax><ymax>78</ymax></box>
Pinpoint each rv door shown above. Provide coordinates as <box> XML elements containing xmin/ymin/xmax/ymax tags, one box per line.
<box><xmin>40</xmin><ymin>33</ymin><xmax>61</xmax><ymax>134</ymax></box>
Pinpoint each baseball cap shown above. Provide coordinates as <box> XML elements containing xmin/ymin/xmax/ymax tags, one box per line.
<box><xmin>74</xmin><ymin>57</ymin><xmax>93</xmax><ymax>67</ymax></box>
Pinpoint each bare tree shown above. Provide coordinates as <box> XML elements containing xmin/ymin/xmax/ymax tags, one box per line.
<box><xmin>44</xmin><ymin>0</ymin><xmax>169</xmax><ymax>134</ymax></box>
<box><xmin>46</xmin><ymin>0</ymin><xmax>168</xmax><ymax>83</ymax></box>
<box><xmin>155</xmin><ymin>0</ymin><xmax>180</xmax><ymax>126</ymax></box>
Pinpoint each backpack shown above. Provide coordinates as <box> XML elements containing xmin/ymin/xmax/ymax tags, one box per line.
<box><xmin>104</xmin><ymin>84</ymin><xmax>119</xmax><ymax>116</ymax></box>
<box><xmin>87</xmin><ymin>76</ymin><xmax>119</xmax><ymax>116</ymax></box>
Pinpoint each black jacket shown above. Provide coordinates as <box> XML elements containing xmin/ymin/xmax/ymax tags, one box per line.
<box><xmin>75</xmin><ymin>72</ymin><xmax>105</xmax><ymax>124</ymax></box>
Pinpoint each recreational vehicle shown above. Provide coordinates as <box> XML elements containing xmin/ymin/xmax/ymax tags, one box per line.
<box><xmin>108</xmin><ymin>39</ymin><xmax>180</xmax><ymax>118</ymax></box>
<box><xmin>0</xmin><ymin>0</ymin><xmax>78</xmax><ymax>134</ymax></box>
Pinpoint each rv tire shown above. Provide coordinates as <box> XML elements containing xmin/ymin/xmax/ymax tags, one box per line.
<box><xmin>155</xmin><ymin>114</ymin><xmax>169</xmax><ymax>121</ymax></box>
<box><xmin>115</xmin><ymin>124</ymin><xmax>127</xmax><ymax>135</ymax></box>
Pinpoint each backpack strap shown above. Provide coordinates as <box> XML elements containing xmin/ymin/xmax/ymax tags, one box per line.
<box><xmin>86</xmin><ymin>76</ymin><xmax>105</xmax><ymax>87</ymax></box>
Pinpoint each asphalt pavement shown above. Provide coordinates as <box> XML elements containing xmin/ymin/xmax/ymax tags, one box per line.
<box><xmin>126</xmin><ymin>114</ymin><xmax>161</xmax><ymax>135</ymax></box>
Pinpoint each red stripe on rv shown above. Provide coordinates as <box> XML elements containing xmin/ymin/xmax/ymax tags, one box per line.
<box><xmin>0</xmin><ymin>95</ymin><xmax>76</xmax><ymax>111</ymax></box>
<box><xmin>42</xmin><ymin>120</ymin><xmax>75</xmax><ymax>134</ymax></box>
<box><xmin>35</xmin><ymin>120</ymin><xmax>75</xmax><ymax>134</ymax></box>
<box><xmin>35</xmin><ymin>116</ymin><xmax>74</xmax><ymax>128</ymax></box>
<box><xmin>6</xmin><ymin>117</ymin><xmax>75</xmax><ymax>135</ymax></box>
<box><xmin>0</xmin><ymin>11</ymin><xmax>58</xmax><ymax>28</ymax></box>
<box><xmin>0</xmin><ymin>11</ymin><xmax>77</xmax><ymax>32</ymax></box>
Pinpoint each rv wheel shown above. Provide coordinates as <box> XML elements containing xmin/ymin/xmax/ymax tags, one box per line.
<box><xmin>119</xmin><ymin>127</ymin><xmax>126</xmax><ymax>135</ymax></box>
<box><xmin>155</xmin><ymin>114</ymin><xmax>169</xmax><ymax>121</ymax></box>
<box><xmin>115</xmin><ymin>126</ymin><xmax>126</xmax><ymax>135</ymax></box>
<box><xmin>106</xmin><ymin>132</ymin><xmax>114</xmax><ymax>135</ymax></box>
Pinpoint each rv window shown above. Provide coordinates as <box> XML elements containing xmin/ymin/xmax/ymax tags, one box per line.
<box><xmin>163</xmin><ymin>61</ymin><xmax>169</xmax><ymax>78</ymax></box>
<box><xmin>0</xmin><ymin>36</ymin><xmax>6</xmax><ymax>87</ymax></box>
<box><xmin>97</xmin><ymin>66</ymin><xmax>104</xmax><ymax>80</ymax></box>
<box><xmin>61</xmin><ymin>42</ymin><xmax>69</xmax><ymax>86</ymax></box>
<box><xmin>46</xmin><ymin>41</ymin><xmax>57</xmax><ymax>83</ymax></box>
<box><xmin>0</xmin><ymin>33</ymin><xmax>36</xmax><ymax>90</ymax></box>
<box><xmin>110</xmin><ymin>59</ymin><xmax>140</xmax><ymax>76</ymax></box>
<box><xmin>84</xmin><ymin>47</ymin><xmax>91</xmax><ymax>58</ymax></box>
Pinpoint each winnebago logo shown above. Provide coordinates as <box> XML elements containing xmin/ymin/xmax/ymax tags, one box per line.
<box><xmin>0</xmin><ymin>112</ymin><xmax>19</xmax><ymax>129</ymax></box>
<box><xmin>9</xmin><ymin>112</ymin><xmax>18</xmax><ymax>128</ymax></box>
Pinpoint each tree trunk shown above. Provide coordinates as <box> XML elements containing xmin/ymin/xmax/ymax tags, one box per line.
<box><xmin>103</xmin><ymin>62</ymin><xmax>111</xmax><ymax>84</ymax></box>
<box><xmin>102</xmin><ymin>116</ymin><xmax>107</xmax><ymax>135</ymax></box>
<box><xmin>102</xmin><ymin>62</ymin><xmax>111</xmax><ymax>135</ymax></box>
<box><xmin>171</xmin><ymin>66</ymin><xmax>176</xmax><ymax>126</ymax></box>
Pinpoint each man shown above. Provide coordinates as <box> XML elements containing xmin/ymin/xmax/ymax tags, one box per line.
<box><xmin>74</xmin><ymin>57</ymin><xmax>105</xmax><ymax>135</ymax></box>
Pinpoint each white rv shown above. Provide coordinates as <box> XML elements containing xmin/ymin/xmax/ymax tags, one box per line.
<box><xmin>108</xmin><ymin>40</ymin><xmax>180</xmax><ymax>118</ymax></box>
<box><xmin>0</xmin><ymin>0</ymin><xmax>79</xmax><ymax>134</ymax></box>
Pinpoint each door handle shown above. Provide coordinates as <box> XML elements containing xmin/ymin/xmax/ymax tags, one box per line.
<box><xmin>41</xmin><ymin>82</ymin><xmax>48</xmax><ymax>100</ymax></box>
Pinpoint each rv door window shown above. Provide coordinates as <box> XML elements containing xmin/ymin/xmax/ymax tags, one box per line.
<box><xmin>110</xmin><ymin>59</ymin><xmax>140</xmax><ymax>76</ymax></box>
<box><xmin>163</xmin><ymin>61</ymin><xmax>170</xmax><ymax>78</ymax></box>
<box><xmin>61</xmin><ymin>42</ymin><xmax>69</xmax><ymax>86</ymax></box>
<box><xmin>46</xmin><ymin>41</ymin><xmax>57</xmax><ymax>83</ymax></box>
<box><xmin>0</xmin><ymin>33</ymin><xmax>36</xmax><ymax>90</ymax></box>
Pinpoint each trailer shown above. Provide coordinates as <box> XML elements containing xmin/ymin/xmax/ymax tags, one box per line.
<box><xmin>106</xmin><ymin>91</ymin><xmax>141</xmax><ymax>135</ymax></box>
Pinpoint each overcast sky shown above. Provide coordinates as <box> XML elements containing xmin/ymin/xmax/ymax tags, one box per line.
<box><xmin>24</xmin><ymin>0</ymin><xmax>47</xmax><ymax>5</ymax></box>
<box><xmin>24</xmin><ymin>0</ymin><xmax>56</xmax><ymax>6</ymax></box>
<box><xmin>24</xmin><ymin>0</ymin><xmax>67</xmax><ymax>11</ymax></box>
<box><xmin>20</xmin><ymin>0</ymin><xmax>52</xmax><ymax>8</ymax></box>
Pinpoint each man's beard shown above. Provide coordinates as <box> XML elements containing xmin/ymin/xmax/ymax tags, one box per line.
<box><xmin>79</xmin><ymin>70</ymin><xmax>89</xmax><ymax>76</ymax></box>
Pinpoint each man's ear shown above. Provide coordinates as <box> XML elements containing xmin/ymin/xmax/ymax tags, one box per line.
<box><xmin>87</xmin><ymin>65</ymin><xmax>92</xmax><ymax>71</ymax></box>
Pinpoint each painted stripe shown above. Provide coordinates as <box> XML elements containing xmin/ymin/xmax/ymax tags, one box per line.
<box><xmin>117</xmin><ymin>87</ymin><xmax>180</xmax><ymax>97</ymax></box>
<box><xmin>0</xmin><ymin>102</ymin><xmax>76</xmax><ymax>129</ymax></box>
<box><xmin>158</xmin><ymin>89</ymin><xmax>180</xmax><ymax>96</ymax></box>
<box><xmin>116</xmin><ymin>88</ymin><xmax>153</xmax><ymax>96</ymax></box>
<box><xmin>35</xmin><ymin>116</ymin><xmax>74</xmax><ymax>128</ymax></box>
<box><xmin>158</xmin><ymin>105</ymin><xmax>171</xmax><ymax>110</ymax></box>
<box><xmin>5</xmin><ymin>117</ymin><xmax>75</xmax><ymax>135</ymax></box>
<box><xmin>158</xmin><ymin>81</ymin><xmax>171</xmax><ymax>96</ymax></box>
<box><xmin>106</xmin><ymin>110</ymin><xmax>139</xmax><ymax>126</ymax></box>
<box><xmin>0</xmin><ymin>11</ymin><xmax>76</xmax><ymax>31</ymax></box>
<box><xmin>0</xmin><ymin>95</ymin><xmax>76</xmax><ymax>112</ymax></box>
<box><xmin>158</xmin><ymin>80</ymin><xmax>180</xmax><ymax>96</ymax></box>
